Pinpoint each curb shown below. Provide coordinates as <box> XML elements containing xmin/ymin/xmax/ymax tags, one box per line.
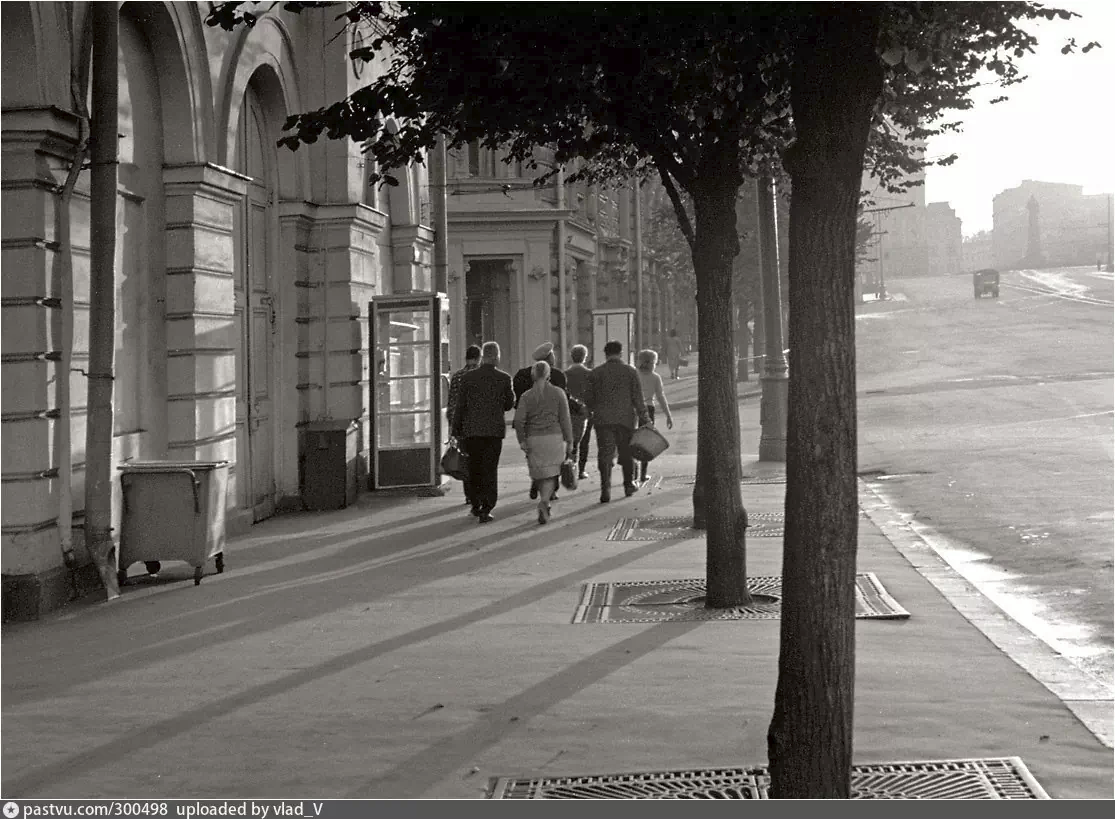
<box><xmin>858</xmin><ymin>479</ymin><xmax>1114</xmax><ymax>749</ymax></box>
<box><xmin>670</xmin><ymin>387</ymin><xmax>762</xmax><ymax>412</ymax></box>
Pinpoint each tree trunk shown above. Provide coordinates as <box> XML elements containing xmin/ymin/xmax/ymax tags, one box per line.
<box><xmin>767</xmin><ymin>7</ymin><xmax>883</xmax><ymax>798</ymax></box>
<box><xmin>690</xmin><ymin>149</ymin><xmax>750</xmax><ymax>608</ymax></box>
<box><xmin>84</xmin><ymin>3</ymin><xmax>120</xmax><ymax>599</ymax></box>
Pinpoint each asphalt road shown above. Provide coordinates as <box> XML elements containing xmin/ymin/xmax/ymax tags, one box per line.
<box><xmin>855</xmin><ymin>266</ymin><xmax>1113</xmax><ymax>688</ymax></box>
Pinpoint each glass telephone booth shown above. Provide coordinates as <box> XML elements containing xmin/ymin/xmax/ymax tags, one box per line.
<box><xmin>369</xmin><ymin>293</ymin><xmax>450</xmax><ymax>489</ymax></box>
<box><xmin>592</xmin><ymin>308</ymin><xmax>636</xmax><ymax>366</ymax></box>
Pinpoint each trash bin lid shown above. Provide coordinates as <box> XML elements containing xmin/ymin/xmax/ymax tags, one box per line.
<box><xmin>118</xmin><ymin>460</ymin><xmax>229</xmax><ymax>472</ymax></box>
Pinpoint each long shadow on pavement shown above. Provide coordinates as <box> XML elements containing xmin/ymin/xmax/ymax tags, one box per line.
<box><xmin>3</xmin><ymin>528</ymin><xmax>697</xmax><ymax>797</ymax></box>
<box><xmin>347</xmin><ymin>619</ymin><xmax>707</xmax><ymax>798</ymax></box>
<box><xmin>2</xmin><ymin>484</ymin><xmax>699</xmax><ymax>710</ymax></box>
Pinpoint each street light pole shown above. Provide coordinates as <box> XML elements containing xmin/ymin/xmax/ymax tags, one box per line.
<box><xmin>757</xmin><ymin>175</ymin><xmax>788</xmax><ymax>462</ymax></box>
<box><xmin>862</xmin><ymin>202</ymin><xmax>914</xmax><ymax>300</ymax></box>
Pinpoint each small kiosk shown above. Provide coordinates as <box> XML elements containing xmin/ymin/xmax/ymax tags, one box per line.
<box><xmin>591</xmin><ymin>307</ymin><xmax>636</xmax><ymax>365</ymax></box>
<box><xmin>368</xmin><ymin>293</ymin><xmax>450</xmax><ymax>490</ymax></box>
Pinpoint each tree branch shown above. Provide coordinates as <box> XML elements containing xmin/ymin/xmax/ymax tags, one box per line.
<box><xmin>654</xmin><ymin>159</ymin><xmax>695</xmax><ymax>251</ymax></box>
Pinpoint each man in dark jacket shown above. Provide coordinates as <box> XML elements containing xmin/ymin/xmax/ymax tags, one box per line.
<box><xmin>447</xmin><ymin>344</ymin><xmax>481</xmax><ymax>507</ymax></box>
<box><xmin>513</xmin><ymin>341</ymin><xmax>567</xmax><ymax>407</ymax></box>
<box><xmin>453</xmin><ymin>341</ymin><xmax>515</xmax><ymax>522</ymax></box>
<box><xmin>584</xmin><ymin>339</ymin><xmax>649</xmax><ymax>503</ymax></box>
<box><xmin>563</xmin><ymin>343</ymin><xmax>593</xmax><ymax>480</ymax></box>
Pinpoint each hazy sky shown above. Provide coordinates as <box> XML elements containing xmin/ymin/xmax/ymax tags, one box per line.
<box><xmin>923</xmin><ymin>0</ymin><xmax>1114</xmax><ymax>237</ymax></box>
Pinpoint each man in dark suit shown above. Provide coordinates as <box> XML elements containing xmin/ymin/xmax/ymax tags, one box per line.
<box><xmin>452</xmin><ymin>341</ymin><xmax>515</xmax><ymax>523</ymax></box>
<box><xmin>513</xmin><ymin>341</ymin><xmax>567</xmax><ymax>407</ymax></box>
<box><xmin>584</xmin><ymin>339</ymin><xmax>649</xmax><ymax>503</ymax></box>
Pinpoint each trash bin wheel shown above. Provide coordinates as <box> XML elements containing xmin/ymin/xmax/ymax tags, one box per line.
<box><xmin>145</xmin><ymin>561</ymin><xmax>161</xmax><ymax>575</ymax></box>
<box><xmin>117</xmin><ymin>569</ymin><xmax>128</xmax><ymax>588</ymax></box>
<box><xmin>193</xmin><ymin>566</ymin><xmax>203</xmax><ymax>586</ymax></box>
<box><xmin>215</xmin><ymin>553</ymin><xmax>225</xmax><ymax>574</ymax></box>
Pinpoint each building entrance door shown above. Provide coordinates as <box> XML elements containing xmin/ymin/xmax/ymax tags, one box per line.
<box><xmin>233</xmin><ymin>91</ymin><xmax>277</xmax><ymax>523</ymax></box>
<box><xmin>464</xmin><ymin>258</ymin><xmax>514</xmax><ymax>366</ymax></box>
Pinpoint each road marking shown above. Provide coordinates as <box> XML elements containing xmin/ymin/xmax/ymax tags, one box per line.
<box><xmin>1002</xmin><ymin>281</ymin><xmax>1114</xmax><ymax>307</ymax></box>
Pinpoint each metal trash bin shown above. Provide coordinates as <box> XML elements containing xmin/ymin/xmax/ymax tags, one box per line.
<box><xmin>118</xmin><ymin>460</ymin><xmax>229</xmax><ymax>587</ymax></box>
<box><xmin>299</xmin><ymin>420</ymin><xmax>358</xmax><ymax>510</ymax></box>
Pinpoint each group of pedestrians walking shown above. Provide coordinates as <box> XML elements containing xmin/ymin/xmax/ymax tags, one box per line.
<box><xmin>447</xmin><ymin>337</ymin><xmax>675</xmax><ymax>525</ymax></box>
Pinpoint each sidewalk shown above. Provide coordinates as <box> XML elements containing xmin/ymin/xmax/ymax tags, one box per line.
<box><xmin>2</xmin><ymin>367</ymin><xmax>1111</xmax><ymax>799</ymax></box>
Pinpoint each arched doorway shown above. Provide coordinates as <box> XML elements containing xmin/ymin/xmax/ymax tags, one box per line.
<box><xmin>231</xmin><ymin>79</ymin><xmax>279</xmax><ymax>522</ymax></box>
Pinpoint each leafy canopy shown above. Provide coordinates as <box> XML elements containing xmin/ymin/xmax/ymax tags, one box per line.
<box><xmin>208</xmin><ymin>2</ymin><xmax>1097</xmax><ymax>237</ymax></box>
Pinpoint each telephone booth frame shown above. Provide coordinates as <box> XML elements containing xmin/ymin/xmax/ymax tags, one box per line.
<box><xmin>368</xmin><ymin>293</ymin><xmax>450</xmax><ymax>490</ymax></box>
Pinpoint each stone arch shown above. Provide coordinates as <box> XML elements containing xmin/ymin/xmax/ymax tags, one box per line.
<box><xmin>148</xmin><ymin>2</ymin><xmax>214</xmax><ymax>163</ymax></box>
<box><xmin>382</xmin><ymin>117</ymin><xmax>419</xmax><ymax>226</ymax></box>
<box><xmin>219</xmin><ymin>14</ymin><xmax>308</xmax><ymax>201</ymax></box>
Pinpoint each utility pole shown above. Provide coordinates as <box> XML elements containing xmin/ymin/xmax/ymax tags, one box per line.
<box><xmin>84</xmin><ymin>2</ymin><xmax>120</xmax><ymax>599</ymax></box>
<box><xmin>863</xmin><ymin>202</ymin><xmax>915</xmax><ymax>300</ymax></box>
<box><xmin>430</xmin><ymin>134</ymin><xmax>449</xmax><ymax>295</ymax></box>
<box><xmin>757</xmin><ymin>175</ymin><xmax>788</xmax><ymax>462</ymax></box>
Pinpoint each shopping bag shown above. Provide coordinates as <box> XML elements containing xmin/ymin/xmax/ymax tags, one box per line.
<box><xmin>440</xmin><ymin>440</ymin><xmax>469</xmax><ymax>481</ymax></box>
<box><xmin>560</xmin><ymin>459</ymin><xmax>579</xmax><ymax>491</ymax></box>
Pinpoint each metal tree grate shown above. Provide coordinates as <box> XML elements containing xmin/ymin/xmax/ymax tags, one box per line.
<box><xmin>607</xmin><ymin>514</ymin><xmax>783</xmax><ymax>541</ymax></box>
<box><xmin>488</xmin><ymin>758</ymin><xmax>1049</xmax><ymax>799</ymax></box>
<box><xmin>571</xmin><ymin>573</ymin><xmax>909</xmax><ymax>623</ymax></box>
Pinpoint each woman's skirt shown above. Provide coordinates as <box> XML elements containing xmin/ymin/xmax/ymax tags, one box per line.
<box><xmin>525</xmin><ymin>432</ymin><xmax>566</xmax><ymax>480</ymax></box>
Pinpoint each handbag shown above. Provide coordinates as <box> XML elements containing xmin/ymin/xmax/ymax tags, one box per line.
<box><xmin>679</xmin><ymin>357</ymin><xmax>689</xmax><ymax>368</ymax></box>
<box><xmin>568</xmin><ymin>394</ymin><xmax>586</xmax><ymax>418</ymax></box>
<box><xmin>630</xmin><ymin>425</ymin><xmax>670</xmax><ymax>462</ymax></box>
<box><xmin>560</xmin><ymin>459</ymin><xmax>578</xmax><ymax>491</ymax></box>
<box><xmin>440</xmin><ymin>439</ymin><xmax>469</xmax><ymax>481</ymax></box>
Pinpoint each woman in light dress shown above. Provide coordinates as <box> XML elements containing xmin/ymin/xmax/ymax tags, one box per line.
<box><xmin>514</xmin><ymin>361</ymin><xmax>574</xmax><ymax>524</ymax></box>
<box><xmin>635</xmin><ymin>349</ymin><xmax>674</xmax><ymax>484</ymax></box>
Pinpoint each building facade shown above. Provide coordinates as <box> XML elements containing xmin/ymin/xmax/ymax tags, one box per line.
<box><xmin>926</xmin><ymin>201</ymin><xmax>963</xmax><ymax>277</ymax></box>
<box><xmin>1</xmin><ymin>2</ymin><xmax>688</xmax><ymax>620</ymax></box>
<box><xmin>855</xmin><ymin>141</ymin><xmax>929</xmax><ymax>298</ymax></box>
<box><xmin>992</xmin><ymin>180</ymin><xmax>1112</xmax><ymax>270</ymax></box>
<box><xmin>443</xmin><ymin>153</ymin><xmax>689</xmax><ymax>374</ymax></box>
<box><xmin>1</xmin><ymin>2</ymin><xmax>442</xmax><ymax>618</ymax></box>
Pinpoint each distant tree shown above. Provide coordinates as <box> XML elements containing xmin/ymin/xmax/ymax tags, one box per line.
<box><xmin>209</xmin><ymin>0</ymin><xmax>1097</xmax><ymax>798</ymax></box>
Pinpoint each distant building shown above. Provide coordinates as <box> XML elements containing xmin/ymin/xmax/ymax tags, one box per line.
<box><xmin>926</xmin><ymin>202</ymin><xmax>963</xmax><ymax>277</ymax></box>
<box><xmin>856</xmin><ymin>138</ymin><xmax>928</xmax><ymax>298</ymax></box>
<box><xmin>962</xmin><ymin>231</ymin><xmax>995</xmax><ymax>272</ymax></box>
<box><xmin>992</xmin><ymin>180</ymin><xmax>1111</xmax><ymax>270</ymax></box>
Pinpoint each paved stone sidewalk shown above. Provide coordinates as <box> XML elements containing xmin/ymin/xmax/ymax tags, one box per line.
<box><xmin>2</xmin><ymin>396</ymin><xmax>1111</xmax><ymax>799</ymax></box>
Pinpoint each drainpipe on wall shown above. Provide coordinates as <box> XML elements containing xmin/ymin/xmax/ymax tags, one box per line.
<box><xmin>634</xmin><ymin>178</ymin><xmax>644</xmax><ymax>352</ymax></box>
<box><xmin>84</xmin><ymin>2</ymin><xmax>120</xmax><ymax>599</ymax></box>
<box><xmin>556</xmin><ymin>166</ymin><xmax>568</xmax><ymax>366</ymax></box>
<box><xmin>56</xmin><ymin>11</ymin><xmax>94</xmax><ymax>588</ymax></box>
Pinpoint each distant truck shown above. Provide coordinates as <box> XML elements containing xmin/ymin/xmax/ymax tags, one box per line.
<box><xmin>973</xmin><ymin>269</ymin><xmax>1000</xmax><ymax>299</ymax></box>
